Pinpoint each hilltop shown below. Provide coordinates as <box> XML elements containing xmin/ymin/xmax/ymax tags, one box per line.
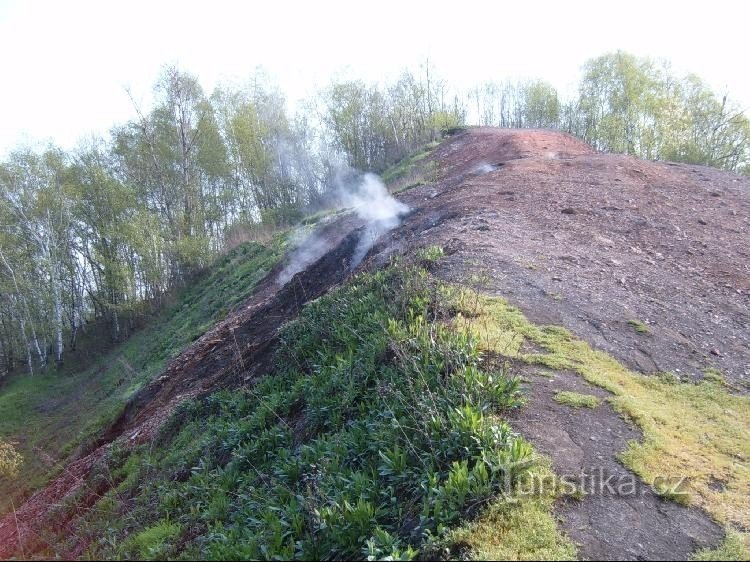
<box><xmin>0</xmin><ymin>127</ymin><xmax>748</xmax><ymax>560</ymax></box>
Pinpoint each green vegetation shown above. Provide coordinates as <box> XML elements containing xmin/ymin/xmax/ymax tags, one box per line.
<box><xmin>120</xmin><ymin>520</ymin><xmax>182</xmax><ymax>560</ymax></box>
<box><xmin>381</xmin><ymin>140</ymin><xmax>440</xmax><ymax>185</ymax></box>
<box><xmin>446</xmin><ymin>458</ymin><xmax>577</xmax><ymax>560</ymax></box>
<box><xmin>3</xmin><ymin>51</ymin><xmax>748</xmax><ymax>382</ymax></box>
<box><xmin>691</xmin><ymin>530</ymin><xmax>748</xmax><ymax>561</ymax></box>
<box><xmin>703</xmin><ymin>368</ymin><xmax>726</xmax><ymax>385</ymax></box>
<box><xmin>41</xmin><ymin>264</ymin><xmax>569</xmax><ymax>559</ymax></box>
<box><xmin>554</xmin><ymin>391</ymin><xmax>600</xmax><ymax>409</ymax></box>
<box><xmin>416</xmin><ymin>244</ymin><xmax>445</xmax><ymax>263</ymax></box>
<box><xmin>459</xmin><ymin>293</ymin><xmax>750</xmax><ymax>549</ymax></box>
<box><xmin>0</xmin><ymin>440</ymin><xmax>22</xmax><ymax>479</ymax></box>
<box><xmin>653</xmin><ymin>477</ymin><xmax>691</xmax><ymax>506</ymax></box>
<box><xmin>0</xmin><ymin>238</ymin><xmax>285</xmax><ymax>513</ymax></box>
<box><xmin>627</xmin><ymin>319</ymin><xmax>650</xmax><ymax>334</ymax></box>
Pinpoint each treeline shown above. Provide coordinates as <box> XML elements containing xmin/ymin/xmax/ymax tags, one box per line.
<box><xmin>1</xmin><ymin>51</ymin><xmax>748</xmax><ymax>375</ymax></box>
<box><xmin>470</xmin><ymin>52</ymin><xmax>750</xmax><ymax>171</ymax></box>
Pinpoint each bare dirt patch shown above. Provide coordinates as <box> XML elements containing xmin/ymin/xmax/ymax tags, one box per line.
<box><xmin>389</xmin><ymin>127</ymin><xmax>749</xmax><ymax>388</ymax></box>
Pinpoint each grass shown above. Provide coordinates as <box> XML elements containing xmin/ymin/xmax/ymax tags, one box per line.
<box><xmin>8</xmin><ymin>234</ymin><xmax>747</xmax><ymax>558</ymax></box>
<box><xmin>691</xmin><ymin>530</ymin><xmax>748</xmax><ymax>561</ymax></box>
<box><xmin>0</xmin><ymin>237</ymin><xmax>286</xmax><ymax>514</ymax></box>
<box><xmin>35</xmin><ymin>264</ymin><xmax>572</xmax><ymax>560</ymax></box>
<box><xmin>554</xmin><ymin>391</ymin><xmax>600</xmax><ymax>409</ymax></box>
<box><xmin>457</xmin><ymin>291</ymin><xmax>750</xmax><ymax>555</ymax></box>
<box><xmin>703</xmin><ymin>368</ymin><xmax>726</xmax><ymax>385</ymax></box>
<box><xmin>417</xmin><ymin>244</ymin><xmax>445</xmax><ymax>263</ymax></box>
<box><xmin>444</xmin><ymin>457</ymin><xmax>577</xmax><ymax>560</ymax></box>
<box><xmin>120</xmin><ymin>520</ymin><xmax>182</xmax><ymax>560</ymax></box>
<box><xmin>381</xmin><ymin>141</ymin><xmax>441</xmax><ymax>188</ymax></box>
<box><xmin>627</xmin><ymin>319</ymin><xmax>651</xmax><ymax>334</ymax></box>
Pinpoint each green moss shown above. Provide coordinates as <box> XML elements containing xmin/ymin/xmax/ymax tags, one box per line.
<box><xmin>446</xmin><ymin>457</ymin><xmax>577</xmax><ymax>560</ymax></box>
<box><xmin>690</xmin><ymin>530</ymin><xmax>749</xmax><ymax>561</ymax></box>
<box><xmin>459</xmin><ymin>292</ymin><xmax>750</xmax><ymax>532</ymax></box>
<box><xmin>121</xmin><ymin>520</ymin><xmax>181</xmax><ymax>560</ymax></box>
<box><xmin>627</xmin><ymin>319</ymin><xmax>650</xmax><ymax>334</ymax></box>
<box><xmin>554</xmin><ymin>391</ymin><xmax>600</xmax><ymax>409</ymax></box>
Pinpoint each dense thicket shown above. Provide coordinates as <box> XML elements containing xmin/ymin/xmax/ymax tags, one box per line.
<box><xmin>1</xmin><ymin>52</ymin><xmax>748</xmax><ymax>375</ymax></box>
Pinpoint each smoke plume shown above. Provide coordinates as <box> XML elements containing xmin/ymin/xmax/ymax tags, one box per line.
<box><xmin>276</xmin><ymin>170</ymin><xmax>409</xmax><ymax>285</ymax></box>
<box><xmin>344</xmin><ymin>173</ymin><xmax>409</xmax><ymax>269</ymax></box>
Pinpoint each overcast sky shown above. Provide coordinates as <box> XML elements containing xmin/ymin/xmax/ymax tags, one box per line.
<box><xmin>1</xmin><ymin>0</ymin><xmax>748</xmax><ymax>155</ymax></box>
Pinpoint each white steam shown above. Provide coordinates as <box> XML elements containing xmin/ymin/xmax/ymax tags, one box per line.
<box><xmin>276</xmin><ymin>227</ymin><xmax>332</xmax><ymax>286</ymax></box>
<box><xmin>276</xmin><ymin>171</ymin><xmax>409</xmax><ymax>285</ymax></box>
<box><xmin>345</xmin><ymin>173</ymin><xmax>409</xmax><ymax>269</ymax></box>
<box><xmin>473</xmin><ymin>162</ymin><xmax>498</xmax><ymax>175</ymax></box>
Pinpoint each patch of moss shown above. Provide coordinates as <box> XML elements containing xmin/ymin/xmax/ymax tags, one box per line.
<box><xmin>690</xmin><ymin>530</ymin><xmax>748</xmax><ymax>561</ymax></box>
<box><xmin>456</xmin><ymin>291</ymin><xmax>750</xmax><ymax>534</ymax></box>
<box><xmin>627</xmin><ymin>319</ymin><xmax>650</xmax><ymax>334</ymax></box>
<box><xmin>703</xmin><ymin>368</ymin><xmax>726</xmax><ymax>386</ymax></box>
<box><xmin>554</xmin><ymin>391</ymin><xmax>600</xmax><ymax>409</ymax></box>
<box><xmin>445</xmin><ymin>457</ymin><xmax>577</xmax><ymax>560</ymax></box>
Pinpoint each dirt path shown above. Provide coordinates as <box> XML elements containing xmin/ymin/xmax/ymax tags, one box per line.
<box><xmin>391</xmin><ymin>127</ymin><xmax>749</xmax><ymax>387</ymax></box>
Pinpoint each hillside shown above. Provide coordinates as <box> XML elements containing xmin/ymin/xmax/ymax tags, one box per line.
<box><xmin>0</xmin><ymin>127</ymin><xmax>748</xmax><ymax>560</ymax></box>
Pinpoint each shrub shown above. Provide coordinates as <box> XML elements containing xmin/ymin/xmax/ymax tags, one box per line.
<box><xmin>0</xmin><ymin>440</ymin><xmax>22</xmax><ymax>479</ymax></box>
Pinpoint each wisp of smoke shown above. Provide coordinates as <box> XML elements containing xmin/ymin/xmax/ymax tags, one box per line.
<box><xmin>345</xmin><ymin>173</ymin><xmax>409</xmax><ymax>269</ymax></box>
<box><xmin>276</xmin><ymin>227</ymin><xmax>332</xmax><ymax>286</ymax></box>
<box><xmin>276</xmin><ymin>171</ymin><xmax>409</xmax><ymax>285</ymax></box>
<box><xmin>473</xmin><ymin>162</ymin><xmax>498</xmax><ymax>175</ymax></box>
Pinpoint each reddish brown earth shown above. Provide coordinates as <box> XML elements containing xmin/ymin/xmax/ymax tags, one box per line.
<box><xmin>1</xmin><ymin>127</ymin><xmax>747</xmax><ymax>559</ymax></box>
<box><xmin>388</xmin><ymin>128</ymin><xmax>749</xmax><ymax>387</ymax></box>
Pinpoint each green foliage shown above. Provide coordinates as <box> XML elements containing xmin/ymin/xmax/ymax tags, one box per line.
<box><xmin>443</xmin><ymin>458</ymin><xmax>577</xmax><ymax>560</ymax></box>
<box><xmin>703</xmin><ymin>368</ymin><xmax>726</xmax><ymax>385</ymax></box>
<box><xmin>416</xmin><ymin>245</ymin><xmax>445</xmax><ymax>264</ymax></box>
<box><xmin>0</xmin><ymin>238</ymin><xmax>284</xmax><ymax>514</ymax></box>
<box><xmin>120</xmin><ymin>520</ymin><xmax>181</xmax><ymax>560</ymax></box>
<box><xmin>690</xmin><ymin>530</ymin><xmax>749</xmax><ymax>561</ymax></box>
<box><xmin>381</xmin><ymin>141</ymin><xmax>441</xmax><ymax>185</ymax></box>
<box><xmin>61</xmin><ymin>265</ymin><xmax>532</xmax><ymax>560</ymax></box>
<box><xmin>553</xmin><ymin>391</ymin><xmax>600</xmax><ymax>409</ymax></box>
<box><xmin>627</xmin><ymin>319</ymin><xmax>650</xmax><ymax>334</ymax></box>
<box><xmin>576</xmin><ymin>51</ymin><xmax>750</xmax><ymax>169</ymax></box>
<box><xmin>0</xmin><ymin>440</ymin><xmax>22</xmax><ymax>479</ymax></box>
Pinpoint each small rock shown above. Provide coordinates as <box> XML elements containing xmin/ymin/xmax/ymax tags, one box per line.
<box><xmin>698</xmin><ymin>218</ymin><xmax>708</xmax><ymax>225</ymax></box>
<box><xmin>710</xmin><ymin>348</ymin><xmax>722</xmax><ymax>356</ymax></box>
<box><xmin>552</xmin><ymin>276</ymin><xmax>563</xmax><ymax>281</ymax></box>
<box><xmin>561</xmin><ymin>207</ymin><xmax>576</xmax><ymax>215</ymax></box>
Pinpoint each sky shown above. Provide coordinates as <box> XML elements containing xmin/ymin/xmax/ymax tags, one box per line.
<box><xmin>1</xmin><ymin>0</ymin><xmax>749</xmax><ymax>155</ymax></box>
